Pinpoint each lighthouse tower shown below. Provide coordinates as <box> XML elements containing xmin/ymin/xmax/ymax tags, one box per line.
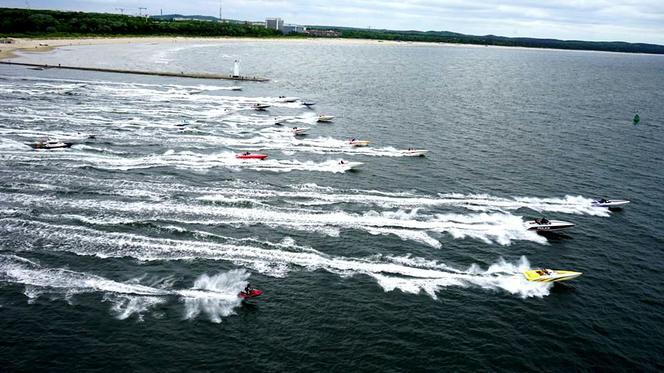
<box><xmin>232</xmin><ymin>60</ymin><xmax>240</xmax><ymax>78</ymax></box>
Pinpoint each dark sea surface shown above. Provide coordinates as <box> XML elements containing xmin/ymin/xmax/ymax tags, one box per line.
<box><xmin>1</xmin><ymin>40</ymin><xmax>663</xmax><ymax>371</ymax></box>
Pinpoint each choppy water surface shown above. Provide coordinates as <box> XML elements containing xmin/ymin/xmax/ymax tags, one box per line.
<box><xmin>1</xmin><ymin>41</ymin><xmax>663</xmax><ymax>371</ymax></box>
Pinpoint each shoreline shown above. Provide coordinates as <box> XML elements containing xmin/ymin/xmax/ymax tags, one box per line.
<box><xmin>0</xmin><ymin>36</ymin><xmax>430</xmax><ymax>60</ymax></box>
<box><xmin>1</xmin><ymin>36</ymin><xmax>661</xmax><ymax>62</ymax></box>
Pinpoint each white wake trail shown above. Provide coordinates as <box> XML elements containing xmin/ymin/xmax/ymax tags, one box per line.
<box><xmin>1</xmin><ymin>222</ymin><xmax>553</xmax><ymax>299</ymax></box>
<box><xmin>0</xmin><ymin>254</ymin><xmax>249</xmax><ymax>323</ymax></box>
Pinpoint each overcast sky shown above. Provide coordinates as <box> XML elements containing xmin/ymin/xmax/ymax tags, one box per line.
<box><xmin>6</xmin><ymin>0</ymin><xmax>664</xmax><ymax>44</ymax></box>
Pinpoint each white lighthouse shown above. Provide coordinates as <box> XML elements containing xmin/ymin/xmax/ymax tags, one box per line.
<box><xmin>232</xmin><ymin>60</ymin><xmax>240</xmax><ymax>78</ymax></box>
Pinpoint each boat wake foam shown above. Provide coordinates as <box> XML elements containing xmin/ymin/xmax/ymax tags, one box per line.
<box><xmin>0</xmin><ymin>254</ymin><xmax>249</xmax><ymax>323</ymax></box>
<box><xmin>1</xmin><ymin>222</ymin><xmax>552</xmax><ymax>300</ymax></box>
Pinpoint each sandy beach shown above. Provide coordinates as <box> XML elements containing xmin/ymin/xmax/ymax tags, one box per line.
<box><xmin>1</xmin><ymin>34</ymin><xmax>636</xmax><ymax>65</ymax></box>
<box><xmin>0</xmin><ymin>36</ymin><xmax>449</xmax><ymax>61</ymax></box>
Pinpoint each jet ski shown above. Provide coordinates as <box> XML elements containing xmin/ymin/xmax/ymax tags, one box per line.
<box><xmin>235</xmin><ymin>152</ymin><xmax>268</xmax><ymax>160</ymax></box>
<box><xmin>525</xmin><ymin>218</ymin><xmax>575</xmax><ymax>231</ymax></box>
<box><xmin>239</xmin><ymin>288</ymin><xmax>263</xmax><ymax>299</ymax></box>
<box><xmin>252</xmin><ymin>103</ymin><xmax>270</xmax><ymax>111</ymax></box>
<box><xmin>317</xmin><ymin>115</ymin><xmax>335</xmax><ymax>122</ymax></box>
<box><xmin>290</xmin><ymin>127</ymin><xmax>310</xmax><ymax>135</ymax></box>
<box><xmin>592</xmin><ymin>198</ymin><xmax>630</xmax><ymax>208</ymax></box>
<box><xmin>32</xmin><ymin>138</ymin><xmax>72</xmax><ymax>149</ymax></box>
<box><xmin>523</xmin><ymin>269</ymin><xmax>582</xmax><ymax>282</ymax></box>
<box><xmin>401</xmin><ymin>149</ymin><xmax>428</xmax><ymax>157</ymax></box>
<box><xmin>347</xmin><ymin>139</ymin><xmax>370</xmax><ymax>147</ymax></box>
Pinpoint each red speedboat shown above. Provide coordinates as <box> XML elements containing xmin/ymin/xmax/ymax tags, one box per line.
<box><xmin>235</xmin><ymin>152</ymin><xmax>268</xmax><ymax>160</ymax></box>
<box><xmin>239</xmin><ymin>289</ymin><xmax>263</xmax><ymax>299</ymax></box>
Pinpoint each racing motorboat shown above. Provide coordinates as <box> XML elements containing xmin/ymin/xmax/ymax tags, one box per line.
<box><xmin>347</xmin><ymin>139</ymin><xmax>370</xmax><ymax>147</ymax></box>
<box><xmin>401</xmin><ymin>149</ymin><xmax>428</xmax><ymax>157</ymax></box>
<box><xmin>523</xmin><ymin>269</ymin><xmax>582</xmax><ymax>282</ymax></box>
<box><xmin>32</xmin><ymin>138</ymin><xmax>72</xmax><ymax>149</ymax></box>
<box><xmin>317</xmin><ymin>115</ymin><xmax>335</xmax><ymax>122</ymax></box>
<box><xmin>236</xmin><ymin>152</ymin><xmax>268</xmax><ymax>160</ymax></box>
<box><xmin>302</xmin><ymin>101</ymin><xmax>316</xmax><ymax>107</ymax></box>
<box><xmin>290</xmin><ymin>127</ymin><xmax>310</xmax><ymax>135</ymax></box>
<box><xmin>592</xmin><ymin>198</ymin><xmax>630</xmax><ymax>209</ymax></box>
<box><xmin>239</xmin><ymin>288</ymin><xmax>263</xmax><ymax>299</ymax></box>
<box><xmin>525</xmin><ymin>218</ymin><xmax>575</xmax><ymax>231</ymax></box>
<box><xmin>278</xmin><ymin>96</ymin><xmax>299</xmax><ymax>103</ymax></box>
<box><xmin>252</xmin><ymin>103</ymin><xmax>271</xmax><ymax>111</ymax></box>
<box><xmin>338</xmin><ymin>160</ymin><xmax>363</xmax><ymax>170</ymax></box>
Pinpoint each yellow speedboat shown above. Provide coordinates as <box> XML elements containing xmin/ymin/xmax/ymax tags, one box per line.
<box><xmin>348</xmin><ymin>139</ymin><xmax>370</xmax><ymax>147</ymax></box>
<box><xmin>523</xmin><ymin>269</ymin><xmax>582</xmax><ymax>282</ymax></box>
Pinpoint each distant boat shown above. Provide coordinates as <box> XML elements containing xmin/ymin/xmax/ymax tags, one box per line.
<box><xmin>290</xmin><ymin>127</ymin><xmax>310</xmax><ymax>135</ymax></box>
<box><xmin>525</xmin><ymin>218</ymin><xmax>574</xmax><ymax>232</ymax></box>
<box><xmin>252</xmin><ymin>103</ymin><xmax>270</xmax><ymax>111</ymax></box>
<box><xmin>317</xmin><ymin>115</ymin><xmax>335</xmax><ymax>122</ymax></box>
<box><xmin>31</xmin><ymin>138</ymin><xmax>72</xmax><ymax>149</ymax></box>
<box><xmin>278</xmin><ymin>96</ymin><xmax>299</xmax><ymax>103</ymax></box>
<box><xmin>633</xmin><ymin>114</ymin><xmax>640</xmax><ymax>124</ymax></box>
<box><xmin>401</xmin><ymin>149</ymin><xmax>428</xmax><ymax>157</ymax></box>
<box><xmin>347</xmin><ymin>139</ymin><xmax>370</xmax><ymax>147</ymax></box>
<box><xmin>236</xmin><ymin>152</ymin><xmax>268</xmax><ymax>160</ymax></box>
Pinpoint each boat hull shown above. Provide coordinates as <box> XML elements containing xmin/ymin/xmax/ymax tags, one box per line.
<box><xmin>236</xmin><ymin>153</ymin><xmax>268</xmax><ymax>160</ymax></box>
<box><xmin>592</xmin><ymin>200</ymin><xmax>630</xmax><ymax>208</ymax></box>
<box><xmin>402</xmin><ymin>149</ymin><xmax>428</xmax><ymax>157</ymax></box>
<box><xmin>523</xmin><ymin>269</ymin><xmax>582</xmax><ymax>282</ymax></box>
<box><xmin>525</xmin><ymin>220</ymin><xmax>575</xmax><ymax>231</ymax></box>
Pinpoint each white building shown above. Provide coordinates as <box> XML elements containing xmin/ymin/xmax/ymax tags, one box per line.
<box><xmin>282</xmin><ymin>24</ymin><xmax>306</xmax><ymax>34</ymax></box>
<box><xmin>265</xmin><ymin>18</ymin><xmax>284</xmax><ymax>31</ymax></box>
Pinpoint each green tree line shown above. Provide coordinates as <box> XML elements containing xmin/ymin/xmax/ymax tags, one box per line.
<box><xmin>0</xmin><ymin>8</ymin><xmax>280</xmax><ymax>37</ymax></box>
<box><xmin>317</xmin><ymin>27</ymin><xmax>664</xmax><ymax>54</ymax></box>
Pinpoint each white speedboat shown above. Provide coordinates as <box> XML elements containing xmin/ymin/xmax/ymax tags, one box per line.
<box><xmin>338</xmin><ymin>160</ymin><xmax>362</xmax><ymax>170</ymax></box>
<box><xmin>347</xmin><ymin>139</ymin><xmax>370</xmax><ymax>147</ymax></box>
<box><xmin>525</xmin><ymin>218</ymin><xmax>575</xmax><ymax>231</ymax></box>
<box><xmin>302</xmin><ymin>101</ymin><xmax>316</xmax><ymax>107</ymax></box>
<box><xmin>32</xmin><ymin>138</ymin><xmax>71</xmax><ymax>149</ymax></box>
<box><xmin>252</xmin><ymin>103</ymin><xmax>271</xmax><ymax>111</ymax></box>
<box><xmin>401</xmin><ymin>149</ymin><xmax>428</xmax><ymax>157</ymax></box>
<box><xmin>278</xmin><ymin>96</ymin><xmax>299</xmax><ymax>103</ymax></box>
<box><xmin>523</xmin><ymin>269</ymin><xmax>582</xmax><ymax>282</ymax></box>
<box><xmin>230</xmin><ymin>86</ymin><xmax>242</xmax><ymax>91</ymax></box>
<box><xmin>317</xmin><ymin>115</ymin><xmax>335</xmax><ymax>122</ymax></box>
<box><xmin>592</xmin><ymin>199</ymin><xmax>630</xmax><ymax>208</ymax></box>
<box><xmin>290</xmin><ymin>127</ymin><xmax>310</xmax><ymax>135</ymax></box>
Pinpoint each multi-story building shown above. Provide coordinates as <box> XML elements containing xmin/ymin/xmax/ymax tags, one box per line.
<box><xmin>265</xmin><ymin>17</ymin><xmax>284</xmax><ymax>31</ymax></box>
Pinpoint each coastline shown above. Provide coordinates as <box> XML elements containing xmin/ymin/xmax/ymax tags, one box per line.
<box><xmin>1</xmin><ymin>36</ymin><xmax>660</xmax><ymax>62</ymax></box>
<box><xmin>0</xmin><ymin>36</ymin><xmax>439</xmax><ymax>61</ymax></box>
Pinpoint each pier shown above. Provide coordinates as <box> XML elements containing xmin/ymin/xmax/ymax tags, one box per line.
<box><xmin>0</xmin><ymin>61</ymin><xmax>269</xmax><ymax>82</ymax></box>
